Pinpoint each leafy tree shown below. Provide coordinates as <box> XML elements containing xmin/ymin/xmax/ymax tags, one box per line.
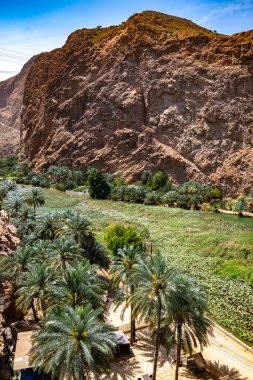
<box><xmin>16</xmin><ymin>262</ymin><xmax>54</xmax><ymax>321</ymax></box>
<box><xmin>49</xmin><ymin>260</ymin><xmax>106</xmax><ymax>310</ymax></box>
<box><xmin>104</xmin><ymin>224</ymin><xmax>143</xmax><ymax>256</ymax></box>
<box><xmin>25</xmin><ymin>187</ymin><xmax>45</xmax><ymax>215</ymax></box>
<box><xmin>30</xmin><ymin>304</ymin><xmax>116</xmax><ymax>380</ymax></box>
<box><xmin>87</xmin><ymin>168</ymin><xmax>111</xmax><ymax>199</ymax></box>
<box><xmin>149</xmin><ymin>171</ymin><xmax>168</xmax><ymax>191</ymax></box>
<box><xmin>130</xmin><ymin>252</ymin><xmax>177</xmax><ymax>380</ymax></box>
<box><xmin>110</xmin><ymin>245</ymin><xmax>144</xmax><ymax>345</ymax></box>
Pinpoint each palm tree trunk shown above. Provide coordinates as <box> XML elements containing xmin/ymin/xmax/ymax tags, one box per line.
<box><xmin>31</xmin><ymin>301</ymin><xmax>39</xmax><ymax>322</ymax></box>
<box><xmin>152</xmin><ymin>294</ymin><xmax>162</xmax><ymax>380</ymax></box>
<box><xmin>41</xmin><ymin>299</ymin><xmax>46</xmax><ymax>318</ymax></box>
<box><xmin>130</xmin><ymin>285</ymin><xmax>136</xmax><ymax>346</ymax></box>
<box><xmin>175</xmin><ymin>323</ymin><xmax>182</xmax><ymax>380</ymax></box>
<box><xmin>33</xmin><ymin>203</ymin><xmax>36</xmax><ymax>217</ymax></box>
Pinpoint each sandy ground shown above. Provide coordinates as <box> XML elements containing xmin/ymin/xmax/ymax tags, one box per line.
<box><xmin>105</xmin><ymin>301</ymin><xmax>253</xmax><ymax>380</ymax></box>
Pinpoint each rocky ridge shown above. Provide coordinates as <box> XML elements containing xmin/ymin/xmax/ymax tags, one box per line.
<box><xmin>0</xmin><ymin>58</ymin><xmax>34</xmax><ymax>157</ymax></box>
<box><xmin>4</xmin><ymin>11</ymin><xmax>253</xmax><ymax>194</ymax></box>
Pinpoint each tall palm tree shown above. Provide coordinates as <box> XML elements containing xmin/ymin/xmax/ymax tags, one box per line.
<box><xmin>161</xmin><ymin>275</ymin><xmax>213</xmax><ymax>380</ymax></box>
<box><xmin>86</xmin><ymin>241</ymin><xmax>110</xmax><ymax>269</ymax></box>
<box><xmin>25</xmin><ymin>187</ymin><xmax>45</xmax><ymax>215</ymax></box>
<box><xmin>49</xmin><ymin>260</ymin><xmax>106</xmax><ymax>310</ymax></box>
<box><xmin>49</xmin><ymin>236</ymin><xmax>82</xmax><ymax>272</ymax></box>
<box><xmin>0</xmin><ymin>180</ymin><xmax>17</xmax><ymax>200</ymax></box>
<box><xmin>16</xmin><ymin>262</ymin><xmax>54</xmax><ymax>321</ymax></box>
<box><xmin>30</xmin><ymin>304</ymin><xmax>116</xmax><ymax>380</ymax></box>
<box><xmin>130</xmin><ymin>252</ymin><xmax>177</xmax><ymax>380</ymax></box>
<box><xmin>110</xmin><ymin>245</ymin><xmax>143</xmax><ymax>345</ymax></box>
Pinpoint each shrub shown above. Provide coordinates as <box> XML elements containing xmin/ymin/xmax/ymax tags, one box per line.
<box><xmin>141</xmin><ymin>169</ymin><xmax>152</xmax><ymax>185</ymax></box>
<box><xmin>144</xmin><ymin>192</ymin><xmax>161</xmax><ymax>205</ymax></box>
<box><xmin>104</xmin><ymin>224</ymin><xmax>143</xmax><ymax>256</ymax></box>
<box><xmin>87</xmin><ymin>168</ymin><xmax>111</xmax><ymax>199</ymax></box>
<box><xmin>55</xmin><ymin>183</ymin><xmax>67</xmax><ymax>192</ymax></box>
<box><xmin>149</xmin><ymin>170</ymin><xmax>168</xmax><ymax>191</ymax></box>
<box><xmin>162</xmin><ymin>191</ymin><xmax>178</xmax><ymax>206</ymax></box>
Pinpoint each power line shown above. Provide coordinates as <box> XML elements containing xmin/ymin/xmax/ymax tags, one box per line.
<box><xmin>0</xmin><ymin>52</ymin><xmax>27</xmax><ymax>62</ymax></box>
<box><xmin>0</xmin><ymin>47</ymin><xmax>31</xmax><ymax>57</ymax></box>
<box><xmin>0</xmin><ymin>57</ymin><xmax>26</xmax><ymax>64</ymax></box>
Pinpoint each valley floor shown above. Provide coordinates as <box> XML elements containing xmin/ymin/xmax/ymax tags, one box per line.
<box><xmin>39</xmin><ymin>189</ymin><xmax>253</xmax><ymax>343</ymax></box>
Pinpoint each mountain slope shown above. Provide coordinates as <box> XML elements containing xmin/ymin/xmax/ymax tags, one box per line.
<box><xmin>0</xmin><ymin>58</ymin><xmax>34</xmax><ymax>157</ymax></box>
<box><xmin>20</xmin><ymin>11</ymin><xmax>253</xmax><ymax>194</ymax></box>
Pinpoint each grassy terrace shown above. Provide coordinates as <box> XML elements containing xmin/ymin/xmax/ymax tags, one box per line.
<box><xmin>40</xmin><ymin>189</ymin><xmax>253</xmax><ymax>343</ymax></box>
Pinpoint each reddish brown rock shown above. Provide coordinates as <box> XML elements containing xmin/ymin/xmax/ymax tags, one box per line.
<box><xmin>0</xmin><ymin>58</ymin><xmax>34</xmax><ymax>157</ymax></box>
<box><xmin>18</xmin><ymin>11</ymin><xmax>253</xmax><ymax>195</ymax></box>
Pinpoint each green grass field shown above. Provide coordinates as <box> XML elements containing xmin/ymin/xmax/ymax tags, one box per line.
<box><xmin>40</xmin><ymin>189</ymin><xmax>253</xmax><ymax>343</ymax></box>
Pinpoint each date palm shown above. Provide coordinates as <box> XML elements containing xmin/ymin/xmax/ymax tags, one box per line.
<box><xmin>49</xmin><ymin>260</ymin><xmax>106</xmax><ymax>310</ymax></box>
<box><xmin>61</xmin><ymin>212</ymin><xmax>95</xmax><ymax>250</ymax></box>
<box><xmin>161</xmin><ymin>275</ymin><xmax>213</xmax><ymax>380</ymax></box>
<box><xmin>16</xmin><ymin>262</ymin><xmax>54</xmax><ymax>321</ymax></box>
<box><xmin>110</xmin><ymin>245</ymin><xmax>143</xmax><ymax>345</ymax></box>
<box><xmin>4</xmin><ymin>245</ymin><xmax>33</xmax><ymax>280</ymax></box>
<box><xmin>30</xmin><ymin>304</ymin><xmax>116</xmax><ymax>380</ymax></box>
<box><xmin>0</xmin><ymin>180</ymin><xmax>17</xmax><ymax>200</ymax></box>
<box><xmin>130</xmin><ymin>252</ymin><xmax>177</xmax><ymax>380</ymax></box>
<box><xmin>35</xmin><ymin>212</ymin><xmax>62</xmax><ymax>240</ymax></box>
<box><xmin>25</xmin><ymin>187</ymin><xmax>45</xmax><ymax>215</ymax></box>
<box><xmin>49</xmin><ymin>236</ymin><xmax>82</xmax><ymax>272</ymax></box>
<box><xmin>3</xmin><ymin>191</ymin><xmax>24</xmax><ymax>219</ymax></box>
<box><xmin>86</xmin><ymin>241</ymin><xmax>110</xmax><ymax>269</ymax></box>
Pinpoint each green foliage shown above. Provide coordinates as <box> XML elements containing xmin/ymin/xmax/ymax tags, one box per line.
<box><xmin>111</xmin><ymin>185</ymin><xmax>146</xmax><ymax>203</ymax></box>
<box><xmin>0</xmin><ymin>156</ymin><xmax>18</xmax><ymax>177</ymax></box>
<box><xmin>141</xmin><ymin>169</ymin><xmax>152</xmax><ymax>185</ymax></box>
<box><xmin>88</xmin><ymin>168</ymin><xmax>111</xmax><ymax>199</ymax></box>
<box><xmin>149</xmin><ymin>170</ymin><xmax>168</xmax><ymax>191</ymax></box>
<box><xmin>113</xmin><ymin>172</ymin><xmax>127</xmax><ymax>187</ymax></box>
<box><xmin>104</xmin><ymin>224</ymin><xmax>143</xmax><ymax>256</ymax></box>
<box><xmin>30</xmin><ymin>304</ymin><xmax>116</xmax><ymax>379</ymax></box>
<box><xmin>144</xmin><ymin>192</ymin><xmax>162</xmax><ymax>205</ymax></box>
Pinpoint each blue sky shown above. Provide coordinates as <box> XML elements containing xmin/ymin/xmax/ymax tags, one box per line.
<box><xmin>0</xmin><ymin>0</ymin><xmax>253</xmax><ymax>80</ymax></box>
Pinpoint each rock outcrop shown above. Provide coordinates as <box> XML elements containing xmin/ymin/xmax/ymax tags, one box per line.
<box><xmin>18</xmin><ymin>11</ymin><xmax>253</xmax><ymax>195</ymax></box>
<box><xmin>0</xmin><ymin>58</ymin><xmax>34</xmax><ymax>157</ymax></box>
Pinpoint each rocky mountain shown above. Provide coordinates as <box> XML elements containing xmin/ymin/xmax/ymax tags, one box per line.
<box><xmin>14</xmin><ymin>11</ymin><xmax>253</xmax><ymax>194</ymax></box>
<box><xmin>0</xmin><ymin>58</ymin><xmax>34</xmax><ymax>157</ymax></box>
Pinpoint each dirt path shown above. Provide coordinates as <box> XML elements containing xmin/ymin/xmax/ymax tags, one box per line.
<box><xmin>106</xmin><ymin>301</ymin><xmax>253</xmax><ymax>379</ymax></box>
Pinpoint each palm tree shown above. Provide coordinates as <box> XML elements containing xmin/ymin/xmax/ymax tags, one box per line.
<box><xmin>25</xmin><ymin>187</ymin><xmax>45</xmax><ymax>215</ymax></box>
<box><xmin>35</xmin><ymin>212</ymin><xmax>62</xmax><ymax>240</ymax></box>
<box><xmin>61</xmin><ymin>212</ymin><xmax>95</xmax><ymax>250</ymax></box>
<box><xmin>110</xmin><ymin>245</ymin><xmax>143</xmax><ymax>345</ymax></box>
<box><xmin>86</xmin><ymin>241</ymin><xmax>110</xmax><ymax>269</ymax></box>
<box><xmin>130</xmin><ymin>252</ymin><xmax>177</xmax><ymax>380</ymax></box>
<box><xmin>0</xmin><ymin>180</ymin><xmax>17</xmax><ymax>200</ymax></box>
<box><xmin>16</xmin><ymin>262</ymin><xmax>54</xmax><ymax>321</ymax></box>
<box><xmin>14</xmin><ymin>205</ymin><xmax>35</xmax><ymax>237</ymax></box>
<box><xmin>49</xmin><ymin>260</ymin><xmax>106</xmax><ymax>310</ymax></box>
<box><xmin>161</xmin><ymin>275</ymin><xmax>213</xmax><ymax>380</ymax></box>
<box><xmin>30</xmin><ymin>304</ymin><xmax>116</xmax><ymax>380</ymax></box>
<box><xmin>4</xmin><ymin>245</ymin><xmax>33</xmax><ymax>280</ymax></box>
<box><xmin>49</xmin><ymin>236</ymin><xmax>82</xmax><ymax>272</ymax></box>
<box><xmin>3</xmin><ymin>191</ymin><xmax>24</xmax><ymax>219</ymax></box>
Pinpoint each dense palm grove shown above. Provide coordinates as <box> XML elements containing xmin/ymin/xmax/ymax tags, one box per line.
<box><xmin>1</xmin><ymin>156</ymin><xmax>253</xmax><ymax>213</ymax></box>
<box><xmin>0</xmin><ymin>178</ymin><xmax>214</xmax><ymax>380</ymax></box>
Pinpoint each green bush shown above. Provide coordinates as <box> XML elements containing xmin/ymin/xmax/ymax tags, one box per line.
<box><xmin>141</xmin><ymin>169</ymin><xmax>152</xmax><ymax>185</ymax></box>
<box><xmin>104</xmin><ymin>224</ymin><xmax>143</xmax><ymax>256</ymax></box>
<box><xmin>149</xmin><ymin>170</ymin><xmax>168</xmax><ymax>191</ymax></box>
<box><xmin>88</xmin><ymin>168</ymin><xmax>111</xmax><ymax>199</ymax></box>
<box><xmin>144</xmin><ymin>192</ymin><xmax>162</xmax><ymax>205</ymax></box>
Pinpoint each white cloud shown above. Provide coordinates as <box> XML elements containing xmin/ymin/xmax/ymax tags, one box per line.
<box><xmin>197</xmin><ymin>0</ymin><xmax>253</xmax><ymax>25</ymax></box>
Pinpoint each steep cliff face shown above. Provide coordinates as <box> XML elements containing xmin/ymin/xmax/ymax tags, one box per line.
<box><xmin>0</xmin><ymin>58</ymin><xmax>34</xmax><ymax>157</ymax></box>
<box><xmin>21</xmin><ymin>11</ymin><xmax>253</xmax><ymax>195</ymax></box>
